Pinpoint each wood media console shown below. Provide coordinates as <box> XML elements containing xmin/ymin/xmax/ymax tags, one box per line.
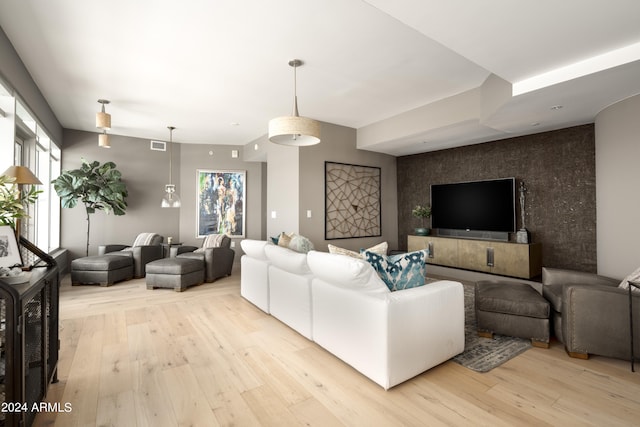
<box><xmin>408</xmin><ymin>235</ymin><xmax>542</xmax><ymax>279</ymax></box>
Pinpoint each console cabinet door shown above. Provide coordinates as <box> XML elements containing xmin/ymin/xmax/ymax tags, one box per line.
<box><xmin>457</xmin><ymin>240</ymin><xmax>492</xmax><ymax>273</ymax></box>
<box><xmin>491</xmin><ymin>242</ymin><xmax>542</xmax><ymax>278</ymax></box>
<box><xmin>408</xmin><ymin>236</ymin><xmax>458</xmax><ymax>267</ymax></box>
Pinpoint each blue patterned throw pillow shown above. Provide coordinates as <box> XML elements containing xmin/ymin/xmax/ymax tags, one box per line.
<box><xmin>364</xmin><ymin>250</ymin><xmax>428</xmax><ymax>291</ymax></box>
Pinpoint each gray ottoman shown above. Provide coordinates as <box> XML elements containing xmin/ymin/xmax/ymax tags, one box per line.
<box><xmin>475</xmin><ymin>280</ymin><xmax>550</xmax><ymax>348</ymax></box>
<box><xmin>146</xmin><ymin>258</ymin><xmax>204</xmax><ymax>292</ymax></box>
<box><xmin>71</xmin><ymin>255</ymin><xmax>134</xmax><ymax>286</ymax></box>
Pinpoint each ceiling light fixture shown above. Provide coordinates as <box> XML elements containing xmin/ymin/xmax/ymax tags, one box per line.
<box><xmin>96</xmin><ymin>99</ymin><xmax>111</xmax><ymax>148</ymax></box>
<box><xmin>161</xmin><ymin>126</ymin><xmax>181</xmax><ymax>208</ymax></box>
<box><xmin>268</xmin><ymin>59</ymin><xmax>320</xmax><ymax>146</ymax></box>
<box><xmin>96</xmin><ymin>99</ymin><xmax>111</xmax><ymax>129</ymax></box>
<box><xmin>98</xmin><ymin>131</ymin><xmax>110</xmax><ymax>148</ymax></box>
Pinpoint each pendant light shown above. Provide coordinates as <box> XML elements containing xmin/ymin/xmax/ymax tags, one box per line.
<box><xmin>96</xmin><ymin>99</ymin><xmax>111</xmax><ymax>129</ymax></box>
<box><xmin>98</xmin><ymin>131</ymin><xmax>110</xmax><ymax>148</ymax></box>
<box><xmin>161</xmin><ymin>126</ymin><xmax>181</xmax><ymax>208</ymax></box>
<box><xmin>268</xmin><ymin>59</ymin><xmax>321</xmax><ymax>146</ymax></box>
<box><xmin>96</xmin><ymin>99</ymin><xmax>111</xmax><ymax>148</ymax></box>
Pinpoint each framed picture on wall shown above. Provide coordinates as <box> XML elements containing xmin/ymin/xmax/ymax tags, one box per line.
<box><xmin>325</xmin><ymin>161</ymin><xmax>381</xmax><ymax>239</ymax></box>
<box><xmin>0</xmin><ymin>226</ymin><xmax>22</xmax><ymax>268</ymax></box>
<box><xmin>196</xmin><ymin>170</ymin><xmax>246</xmax><ymax>238</ymax></box>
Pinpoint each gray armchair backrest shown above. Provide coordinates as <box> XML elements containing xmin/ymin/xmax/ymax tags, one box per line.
<box><xmin>200</xmin><ymin>234</ymin><xmax>231</xmax><ymax>249</ymax></box>
<box><xmin>100</xmin><ymin>233</ymin><xmax>164</xmax><ymax>278</ymax></box>
<box><xmin>132</xmin><ymin>233</ymin><xmax>163</xmax><ymax>247</ymax></box>
<box><xmin>178</xmin><ymin>234</ymin><xmax>234</xmax><ymax>282</ymax></box>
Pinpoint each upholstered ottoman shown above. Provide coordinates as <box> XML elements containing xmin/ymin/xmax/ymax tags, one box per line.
<box><xmin>71</xmin><ymin>255</ymin><xmax>134</xmax><ymax>286</ymax></box>
<box><xmin>145</xmin><ymin>258</ymin><xmax>204</xmax><ymax>292</ymax></box>
<box><xmin>475</xmin><ymin>280</ymin><xmax>550</xmax><ymax>348</ymax></box>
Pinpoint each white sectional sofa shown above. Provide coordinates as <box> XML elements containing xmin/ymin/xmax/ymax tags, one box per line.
<box><xmin>264</xmin><ymin>244</ymin><xmax>315</xmax><ymax>339</ymax></box>
<box><xmin>239</xmin><ymin>239</ymin><xmax>465</xmax><ymax>390</ymax></box>
<box><xmin>240</xmin><ymin>239</ymin><xmax>271</xmax><ymax>313</ymax></box>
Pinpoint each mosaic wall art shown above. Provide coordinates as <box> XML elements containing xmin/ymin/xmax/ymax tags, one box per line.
<box><xmin>325</xmin><ymin>161</ymin><xmax>381</xmax><ymax>239</ymax></box>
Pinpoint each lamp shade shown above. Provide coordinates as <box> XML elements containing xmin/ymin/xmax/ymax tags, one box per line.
<box><xmin>268</xmin><ymin>116</ymin><xmax>321</xmax><ymax>146</ymax></box>
<box><xmin>96</xmin><ymin>111</ymin><xmax>111</xmax><ymax>129</ymax></box>
<box><xmin>96</xmin><ymin>99</ymin><xmax>111</xmax><ymax>130</ymax></box>
<box><xmin>98</xmin><ymin>132</ymin><xmax>111</xmax><ymax>148</ymax></box>
<box><xmin>1</xmin><ymin>165</ymin><xmax>42</xmax><ymax>185</ymax></box>
<box><xmin>161</xmin><ymin>184</ymin><xmax>181</xmax><ymax>208</ymax></box>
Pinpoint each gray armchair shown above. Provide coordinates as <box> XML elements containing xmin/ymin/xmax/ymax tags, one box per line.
<box><xmin>173</xmin><ymin>234</ymin><xmax>235</xmax><ymax>282</ymax></box>
<box><xmin>99</xmin><ymin>232</ymin><xmax>164</xmax><ymax>278</ymax></box>
<box><xmin>542</xmin><ymin>267</ymin><xmax>640</xmax><ymax>360</ymax></box>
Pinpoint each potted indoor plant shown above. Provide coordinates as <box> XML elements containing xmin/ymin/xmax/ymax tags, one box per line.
<box><xmin>52</xmin><ymin>160</ymin><xmax>128</xmax><ymax>256</ymax></box>
<box><xmin>412</xmin><ymin>203</ymin><xmax>431</xmax><ymax>236</ymax></box>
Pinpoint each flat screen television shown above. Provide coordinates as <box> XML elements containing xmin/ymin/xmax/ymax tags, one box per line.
<box><xmin>431</xmin><ymin>178</ymin><xmax>516</xmax><ymax>235</ymax></box>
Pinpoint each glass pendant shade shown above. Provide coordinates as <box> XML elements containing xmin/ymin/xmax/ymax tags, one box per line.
<box><xmin>161</xmin><ymin>184</ymin><xmax>181</xmax><ymax>208</ymax></box>
<box><xmin>268</xmin><ymin>59</ymin><xmax>320</xmax><ymax>146</ymax></box>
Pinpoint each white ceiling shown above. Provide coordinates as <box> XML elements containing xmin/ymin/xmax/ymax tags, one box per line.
<box><xmin>1</xmin><ymin>0</ymin><xmax>639</xmax><ymax>156</ymax></box>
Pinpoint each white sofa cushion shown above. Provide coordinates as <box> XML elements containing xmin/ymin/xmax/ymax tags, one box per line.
<box><xmin>307</xmin><ymin>251</ymin><xmax>389</xmax><ymax>294</ymax></box>
<box><xmin>240</xmin><ymin>239</ymin><xmax>271</xmax><ymax>260</ymax></box>
<box><xmin>268</xmin><ymin>266</ymin><xmax>314</xmax><ymax>339</ymax></box>
<box><xmin>264</xmin><ymin>244</ymin><xmax>311</xmax><ymax>275</ymax></box>
<box><xmin>240</xmin><ymin>255</ymin><xmax>270</xmax><ymax>313</ymax></box>
<box><xmin>311</xmin><ymin>278</ymin><xmax>464</xmax><ymax>389</ymax></box>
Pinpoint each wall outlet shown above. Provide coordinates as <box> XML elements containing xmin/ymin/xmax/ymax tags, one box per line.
<box><xmin>230</xmin><ymin>241</ymin><xmax>235</xmax><ymax>248</ymax></box>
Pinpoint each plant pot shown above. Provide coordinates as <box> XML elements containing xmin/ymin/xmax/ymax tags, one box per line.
<box><xmin>414</xmin><ymin>227</ymin><xmax>430</xmax><ymax>236</ymax></box>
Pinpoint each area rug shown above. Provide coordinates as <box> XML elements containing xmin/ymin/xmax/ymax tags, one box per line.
<box><xmin>451</xmin><ymin>282</ymin><xmax>531</xmax><ymax>373</ymax></box>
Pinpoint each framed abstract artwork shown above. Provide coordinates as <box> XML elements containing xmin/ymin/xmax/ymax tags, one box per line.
<box><xmin>325</xmin><ymin>161</ymin><xmax>381</xmax><ymax>239</ymax></box>
<box><xmin>196</xmin><ymin>170</ymin><xmax>246</xmax><ymax>238</ymax></box>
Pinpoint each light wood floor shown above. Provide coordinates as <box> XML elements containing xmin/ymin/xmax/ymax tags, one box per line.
<box><xmin>35</xmin><ymin>266</ymin><xmax>640</xmax><ymax>427</ymax></box>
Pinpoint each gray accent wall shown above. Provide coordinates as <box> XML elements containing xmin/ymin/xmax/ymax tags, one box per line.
<box><xmin>61</xmin><ymin>130</ymin><xmax>182</xmax><ymax>259</ymax></box>
<box><xmin>178</xmin><ymin>143</ymin><xmax>266</xmax><ymax>246</ymax></box>
<box><xmin>60</xmin><ymin>129</ymin><xmax>266</xmax><ymax>261</ymax></box>
<box><xmin>397</xmin><ymin>124</ymin><xmax>597</xmax><ymax>273</ymax></box>
<box><xmin>298</xmin><ymin>122</ymin><xmax>398</xmax><ymax>252</ymax></box>
<box><xmin>263</xmin><ymin>121</ymin><xmax>398</xmax><ymax>252</ymax></box>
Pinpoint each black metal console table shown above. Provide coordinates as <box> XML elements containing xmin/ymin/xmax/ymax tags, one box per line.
<box><xmin>0</xmin><ymin>237</ymin><xmax>59</xmax><ymax>427</ymax></box>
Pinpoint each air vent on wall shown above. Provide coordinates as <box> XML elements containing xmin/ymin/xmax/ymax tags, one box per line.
<box><xmin>150</xmin><ymin>140</ymin><xmax>166</xmax><ymax>151</ymax></box>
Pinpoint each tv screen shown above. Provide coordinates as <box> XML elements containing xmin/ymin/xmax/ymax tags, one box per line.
<box><xmin>431</xmin><ymin>178</ymin><xmax>516</xmax><ymax>233</ymax></box>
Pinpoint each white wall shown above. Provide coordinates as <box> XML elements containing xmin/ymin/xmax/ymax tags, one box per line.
<box><xmin>595</xmin><ymin>93</ymin><xmax>640</xmax><ymax>278</ymax></box>
<box><xmin>266</xmin><ymin>142</ymin><xmax>300</xmax><ymax>239</ymax></box>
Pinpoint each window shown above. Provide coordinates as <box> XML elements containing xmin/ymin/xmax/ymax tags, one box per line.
<box><xmin>0</xmin><ymin>90</ymin><xmax>62</xmax><ymax>253</ymax></box>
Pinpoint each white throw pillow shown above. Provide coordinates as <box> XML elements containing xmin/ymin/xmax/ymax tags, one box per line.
<box><xmin>619</xmin><ymin>266</ymin><xmax>640</xmax><ymax>293</ymax></box>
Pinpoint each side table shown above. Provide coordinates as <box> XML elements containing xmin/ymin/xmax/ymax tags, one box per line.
<box><xmin>162</xmin><ymin>242</ymin><xmax>183</xmax><ymax>258</ymax></box>
<box><xmin>629</xmin><ymin>281</ymin><xmax>640</xmax><ymax>372</ymax></box>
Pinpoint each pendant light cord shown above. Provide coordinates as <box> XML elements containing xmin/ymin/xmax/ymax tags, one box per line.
<box><xmin>168</xmin><ymin>126</ymin><xmax>175</xmax><ymax>185</ymax></box>
<box><xmin>292</xmin><ymin>61</ymin><xmax>299</xmax><ymax>117</ymax></box>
